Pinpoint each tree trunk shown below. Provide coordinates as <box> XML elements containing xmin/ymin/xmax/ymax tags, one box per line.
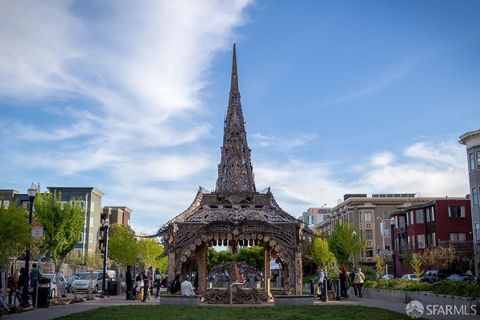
<box><xmin>55</xmin><ymin>261</ymin><xmax>63</xmax><ymax>304</ymax></box>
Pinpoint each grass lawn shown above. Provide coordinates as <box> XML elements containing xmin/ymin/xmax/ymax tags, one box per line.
<box><xmin>55</xmin><ymin>305</ymin><xmax>410</xmax><ymax>320</ymax></box>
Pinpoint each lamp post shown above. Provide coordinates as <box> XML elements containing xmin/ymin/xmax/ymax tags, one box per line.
<box><xmin>351</xmin><ymin>230</ymin><xmax>357</xmax><ymax>268</ymax></box>
<box><xmin>22</xmin><ymin>183</ymin><xmax>37</xmax><ymax>307</ymax></box>
<box><xmin>102</xmin><ymin>218</ymin><xmax>110</xmax><ymax>296</ymax></box>
<box><xmin>390</xmin><ymin>217</ymin><xmax>397</xmax><ymax>278</ymax></box>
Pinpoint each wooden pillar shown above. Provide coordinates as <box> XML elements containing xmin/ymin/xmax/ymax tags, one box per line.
<box><xmin>294</xmin><ymin>248</ymin><xmax>303</xmax><ymax>295</ymax></box>
<box><xmin>283</xmin><ymin>262</ymin><xmax>290</xmax><ymax>294</ymax></box>
<box><xmin>198</xmin><ymin>243</ymin><xmax>207</xmax><ymax>295</ymax></box>
<box><xmin>168</xmin><ymin>251</ymin><xmax>176</xmax><ymax>282</ymax></box>
<box><xmin>263</xmin><ymin>247</ymin><xmax>271</xmax><ymax>298</ymax></box>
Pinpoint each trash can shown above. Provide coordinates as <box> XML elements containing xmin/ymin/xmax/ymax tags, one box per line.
<box><xmin>37</xmin><ymin>278</ymin><xmax>51</xmax><ymax>308</ymax></box>
<box><xmin>108</xmin><ymin>279</ymin><xmax>117</xmax><ymax>295</ymax></box>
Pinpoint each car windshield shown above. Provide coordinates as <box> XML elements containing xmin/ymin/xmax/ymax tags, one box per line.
<box><xmin>410</xmin><ymin>275</ymin><xmax>417</xmax><ymax>278</ymax></box>
<box><xmin>77</xmin><ymin>273</ymin><xmax>92</xmax><ymax>280</ymax></box>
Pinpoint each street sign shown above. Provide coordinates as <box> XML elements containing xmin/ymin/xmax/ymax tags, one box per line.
<box><xmin>32</xmin><ymin>223</ymin><xmax>44</xmax><ymax>238</ymax></box>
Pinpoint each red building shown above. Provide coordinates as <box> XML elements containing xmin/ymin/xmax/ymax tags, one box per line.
<box><xmin>391</xmin><ymin>197</ymin><xmax>473</xmax><ymax>276</ymax></box>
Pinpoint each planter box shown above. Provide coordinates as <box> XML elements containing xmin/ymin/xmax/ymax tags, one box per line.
<box><xmin>274</xmin><ymin>295</ymin><xmax>315</xmax><ymax>306</ymax></box>
<box><xmin>159</xmin><ymin>295</ymin><xmax>200</xmax><ymax>305</ymax></box>
<box><xmin>364</xmin><ymin>288</ymin><xmax>480</xmax><ymax>310</ymax></box>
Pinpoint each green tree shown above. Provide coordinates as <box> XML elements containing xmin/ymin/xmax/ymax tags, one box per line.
<box><xmin>236</xmin><ymin>246</ymin><xmax>264</xmax><ymax>270</ymax></box>
<box><xmin>0</xmin><ymin>204</ymin><xmax>30</xmax><ymax>300</ymax></box>
<box><xmin>328</xmin><ymin>222</ymin><xmax>363</xmax><ymax>266</ymax></box>
<box><xmin>108</xmin><ymin>224</ymin><xmax>138</xmax><ymax>268</ymax></box>
<box><xmin>137</xmin><ymin>238</ymin><xmax>167</xmax><ymax>273</ymax></box>
<box><xmin>311</xmin><ymin>236</ymin><xmax>336</xmax><ymax>275</ymax></box>
<box><xmin>375</xmin><ymin>255</ymin><xmax>385</xmax><ymax>276</ymax></box>
<box><xmin>34</xmin><ymin>192</ymin><xmax>84</xmax><ymax>302</ymax></box>
<box><xmin>410</xmin><ymin>254</ymin><xmax>422</xmax><ymax>278</ymax></box>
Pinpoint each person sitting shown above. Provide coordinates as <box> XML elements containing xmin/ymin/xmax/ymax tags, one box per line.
<box><xmin>180</xmin><ymin>276</ymin><xmax>195</xmax><ymax>296</ymax></box>
<box><xmin>169</xmin><ymin>274</ymin><xmax>181</xmax><ymax>295</ymax></box>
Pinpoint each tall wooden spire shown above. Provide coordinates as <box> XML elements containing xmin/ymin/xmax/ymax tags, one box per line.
<box><xmin>215</xmin><ymin>44</ymin><xmax>256</xmax><ymax>193</ymax></box>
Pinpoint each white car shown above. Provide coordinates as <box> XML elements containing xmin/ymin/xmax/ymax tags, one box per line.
<box><xmin>42</xmin><ymin>273</ymin><xmax>67</xmax><ymax>298</ymax></box>
<box><xmin>71</xmin><ymin>272</ymin><xmax>109</xmax><ymax>293</ymax></box>
<box><xmin>401</xmin><ymin>274</ymin><xmax>420</xmax><ymax>281</ymax></box>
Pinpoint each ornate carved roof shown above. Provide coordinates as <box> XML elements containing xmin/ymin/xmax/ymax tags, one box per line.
<box><xmin>215</xmin><ymin>43</ymin><xmax>256</xmax><ymax>193</ymax></box>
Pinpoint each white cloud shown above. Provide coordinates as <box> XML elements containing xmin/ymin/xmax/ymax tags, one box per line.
<box><xmin>253</xmin><ymin>140</ymin><xmax>469</xmax><ymax>216</ymax></box>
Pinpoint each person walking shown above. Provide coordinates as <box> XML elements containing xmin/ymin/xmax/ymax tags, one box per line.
<box><xmin>349</xmin><ymin>268</ymin><xmax>357</xmax><ymax>297</ymax></box>
<box><xmin>353</xmin><ymin>267</ymin><xmax>365</xmax><ymax>298</ymax></box>
<box><xmin>126</xmin><ymin>266</ymin><xmax>132</xmax><ymax>300</ymax></box>
<box><xmin>339</xmin><ymin>266</ymin><xmax>349</xmax><ymax>299</ymax></box>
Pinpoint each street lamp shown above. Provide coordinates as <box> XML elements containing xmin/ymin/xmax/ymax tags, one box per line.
<box><xmin>351</xmin><ymin>231</ymin><xmax>357</xmax><ymax>267</ymax></box>
<box><xmin>390</xmin><ymin>217</ymin><xmax>397</xmax><ymax>278</ymax></box>
<box><xmin>102</xmin><ymin>218</ymin><xmax>110</xmax><ymax>296</ymax></box>
<box><xmin>22</xmin><ymin>183</ymin><xmax>37</xmax><ymax>307</ymax></box>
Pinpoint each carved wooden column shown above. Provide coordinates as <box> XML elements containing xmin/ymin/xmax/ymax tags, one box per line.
<box><xmin>198</xmin><ymin>243</ymin><xmax>207</xmax><ymax>295</ymax></box>
<box><xmin>263</xmin><ymin>247</ymin><xmax>271</xmax><ymax>298</ymax></box>
<box><xmin>294</xmin><ymin>248</ymin><xmax>303</xmax><ymax>295</ymax></box>
<box><xmin>282</xmin><ymin>262</ymin><xmax>290</xmax><ymax>294</ymax></box>
<box><xmin>168</xmin><ymin>251</ymin><xmax>176</xmax><ymax>282</ymax></box>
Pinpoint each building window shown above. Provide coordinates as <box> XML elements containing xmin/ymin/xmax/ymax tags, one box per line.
<box><xmin>361</xmin><ymin>211</ymin><xmax>372</xmax><ymax>222</ymax></box>
<box><xmin>416</xmin><ymin>209</ymin><xmax>424</xmax><ymax>224</ymax></box>
<box><xmin>431</xmin><ymin>207</ymin><xmax>435</xmax><ymax>221</ymax></box>
<box><xmin>384</xmin><ymin>227</ymin><xmax>390</xmax><ymax>237</ymax></box>
<box><xmin>409</xmin><ymin>211</ymin><xmax>414</xmax><ymax>225</ymax></box>
<box><xmin>365</xmin><ymin>249</ymin><xmax>373</xmax><ymax>257</ymax></box>
<box><xmin>448</xmin><ymin>206</ymin><xmax>465</xmax><ymax>218</ymax></box>
<box><xmin>2</xmin><ymin>200</ymin><xmax>9</xmax><ymax>208</ymax></box>
<box><xmin>364</xmin><ymin>230</ymin><xmax>373</xmax><ymax>240</ymax></box>
<box><xmin>417</xmin><ymin>235</ymin><xmax>426</xmax><ymax>249</ymax></box>
<box><xmin>399</xmin><ymin>216</ymin><xmax>406</xmax><ymax>228</ymax></box>
<box><xmin>450</xmin><ymin>232</ymin><xmax>466</xmax><ymax>241</ymax></box>
<box><xmin>80</xmin><ymin>201</ymin><xmax>85</xmax><ymax>210</ymax></box>
<box><xmin>477</xmin><ymin>151</ymin><xmax>480</xmax><ymax>170</ymax></box>
<box><xmin>383</xmin><ymin>210</ymin><xmax>390</xmax><ymax>219</ymax></box>
<box><xmin>472</xmin><ymin>187</ymin><xmax>479</xmax><ymax>207</ymax></box>
<box><xmin>476</xmin><ymin>224</ymin><xmax>480</xmax><ymax>242</ymax></box>
<box><xmin>470</xmin><ymin>152</ymin><xmax>475</xmax><ymax>171</ymax></box>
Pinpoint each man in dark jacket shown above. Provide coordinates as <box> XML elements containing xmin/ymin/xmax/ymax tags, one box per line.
<box><xmin>126</xmin><ymin>266</ymin><xmax>132</xmax><ymax>300</ymax></box>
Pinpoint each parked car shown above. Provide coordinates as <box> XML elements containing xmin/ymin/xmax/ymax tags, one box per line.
<box><xmin>400</xmin><ymin>274</ymin><xmax>420</xmax><ymax>281</ymax></box>
<box><xmin>382</xmin><ymin>274</ymin><xmax>394</xmax><ymax>280</ymax></box>
<box><xmin>446</xmin><ymin>274</ymin><xmax>476</xmax><ymax>283</ymax></box>
<box><xmin>420</xmin><ymin>270</ymin><xmax>447</xmax><ymax>282</ymax></box>
<box><xmin>66</xmin><ymin>274</ymin><xmax>79</xmax><ymax>293</ymax></box>
<box><xmin>71</xmin><ymin>271</ymin><xmax>110</xmax><ymax>293</ymax></box>
<box><xmin>42</xmin><ymin>273</ymin><xmax>67</xmax><ymax>298</ymax></box>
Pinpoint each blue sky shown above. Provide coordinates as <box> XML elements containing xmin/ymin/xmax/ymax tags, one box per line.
<box><xmin>1</xmin><ymin>0</ymin><xmax>479</xmax><ymax>233</ymax></box>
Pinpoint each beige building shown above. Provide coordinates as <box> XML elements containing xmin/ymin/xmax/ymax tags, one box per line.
<box><xmin>103</xmin><ymin>206</ymin><xmax>132</xmax><ymax>226</ymax></box>
<box><xmin>318</xmin><ymin>194</ymin><xmax>438</xmax><ymax>265</ymax></box>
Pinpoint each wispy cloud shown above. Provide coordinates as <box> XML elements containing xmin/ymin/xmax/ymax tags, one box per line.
<box><xmin>0</xmin><ymin>0</ymin><xmax>253</xmax><ymax>232</ymax></box>
<box><xmin>321</xmin><ymin>56</ymin><xmax>422</xmax><ymax>106</ymax></box>
<box><xmin>252</xmin><ymin>132</ymin><xmax>317</xmax><ymax>150</ymax></box>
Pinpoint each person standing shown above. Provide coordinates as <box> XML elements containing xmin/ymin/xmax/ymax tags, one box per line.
<box><xmin>339</xmin><ymin>266</ymin><xmax>349</xmax><ymax>299</ymax></box>
<box><xmin>353</xmin><ymin>267</ymin><xmax>365</xmax><ymax>298</ymax></box>
<box><xmin>349</xmin><ymin>268</ymin><xmax>357</xmax><ymax>297</ymax></box>
<box><xmin>29</xmin><ymin>263</ymin><xmax>41</xmax><ymax>308</ymax></box>
<box><xmin>125</xmin><ymin>266</ymin><xmax>132</xmax><ymax>300</ymax></box>
<box><xmin>141</xmin><ymin>271</ymin><xmax>148</xmax><ymax>302</ymax></box>
<box><xmin>317</xmin><ymin>266</ymin><xmax>325</xmax><ymax>298</ymax></box>
<box><xmin>180</xmin><ymin>276</ymin><xmax>195</xmax><ymax>296</ymax></box>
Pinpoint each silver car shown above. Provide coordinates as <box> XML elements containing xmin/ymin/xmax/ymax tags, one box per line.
<box><xmin>42</xmin><ymin>273</ymin><xmax>67</xmax><ymax>298</ymax></box>
<box><xmin>71</xmin><ymin>272</ymin><xmax>108</xmax><ymax>293</ymax></box>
